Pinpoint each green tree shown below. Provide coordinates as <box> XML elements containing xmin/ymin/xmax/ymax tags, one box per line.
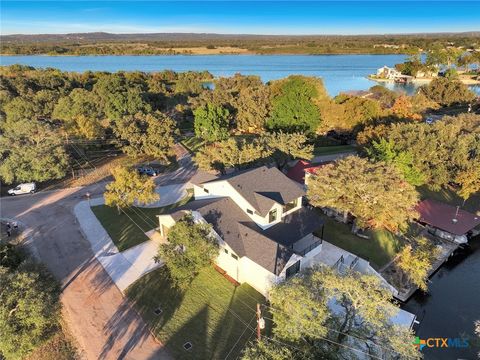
<box><xmin>267</xmin><ymin>76</ymin><xmax>321</xmax><ymax>133</ymax></box>
<box><xmin>396</xmin><ymin>237</ymin><xmax>439</xmax><ymax>291</ymax></box>
<box><xmin>263</xmin><ymin>132</ymin><xmax>313</xmax><ymax>169</ymax></box>
<box><xmin>0</xmin><ymin>118</ymin><xmax>69</xmax><ymax>184</ymax></box>
<box><xmin>194</xmin><ymin>137</ymin><xmax>270</xmax><ymax>173</ymax></box>
<box><xmin>236</xmin><ymin>85</ymin><xmax>271</xmax><ymax>133</ymax></box>
<box><xmin>265</xmin><ymin>266</ymin><xmax>421</xmax><ymax>360</ymax></box>
<box><xmin>0</xmin><ymin>263</ymin><xmax>61</xmax><ymax>360</ymax></box>
<box><xmin>307</xmin><ymin>156</ymin><xmax>419</xmax><ymax>232</ymax></box>
<box><xmin>193</xmin><ymin>103</ymin><xmax>230</xmax><ymax>141</ymax></box>
<box><xmin>366</xmin><ymin>138</ymin><xmax>425</xmax><ymax>186</ymax></box>
<box><xmin>269</xmin><ymin>274</ymin><xmax>328</xmax><ymax>341</ymax></box>
<box><xmin>420</xmin><ymin>77</ymin><xmax>476</xmax><ymax>106</ymax></box>
<box><xmin>53</xmin><ymin>88</ymin><xmax>103</xmax><ymax>139</ymax></box>
<box><xmin>156</xmin><ymin>214</ymin><xmax>218</xmax><ymax>288</ymax></box>
<box><xmin>242</xmin><ymin>340</ymin><xmax>302</xmax><ymax>360</ymax></box>
<box><xmin>104</xmin><ymin>166</ymin><xmax>159</xmax><ymax>213</ymax></box>
<box><xmin>114</xmin><ymin>111</ymin><xmax>177</xmax><ymax>160</ymax></box>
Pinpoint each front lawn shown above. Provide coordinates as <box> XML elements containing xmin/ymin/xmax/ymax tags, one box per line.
<box><xmin>126</xmin><ymin>266</ymin><xmax>269</xmax><ymax>360</ymax></box>
<box><xmin>91</xmin><ymin>193</ymin><xmax>192</xmax><ymax>252</ymax></box>
<box><xmin>313</xmin><ymin>144</ymin><xmax>357</xmax><ymax>156</ymax></box>
<box><xmin>318</xmin><ymin>213</ymin><xmax>402</xmax><ymax>269</ymax></box>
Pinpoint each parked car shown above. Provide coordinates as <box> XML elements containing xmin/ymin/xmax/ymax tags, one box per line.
<box><xmin>137</xmin><ymin>166</ymin><xmax>159</xmax><ymax>177</ymax></box>
<box><xmin>8</xmin><ymin>183</ymin><xmax>36</xmax><ymax>196</ymax></box>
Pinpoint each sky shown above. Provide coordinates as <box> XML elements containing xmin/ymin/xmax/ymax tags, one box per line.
<box><xmin>1</xmin><ymin>1</ymin><xmax>480</xmax><ymax>36</ymax></box>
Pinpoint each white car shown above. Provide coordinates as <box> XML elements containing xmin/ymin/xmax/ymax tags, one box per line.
<box><xmin>7</xmin><ymin>183</ymin><xmax>36</xmax><ymax>196</ymax></box>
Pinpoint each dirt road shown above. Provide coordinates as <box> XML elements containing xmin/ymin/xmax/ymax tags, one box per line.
<box><xmin>1</xmin><ymin>187</ymin><xmax>172</xmax><ymax>360</ymax></box>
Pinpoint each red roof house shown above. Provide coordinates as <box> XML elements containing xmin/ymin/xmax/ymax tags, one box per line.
<box><xmin>415</xmin><ymin>199</ymin><xmax>480</xmax><ymax>236</ymax></box>
<box><xmin>286</xmin><ymin>160</ymin><xmax>332</xmax><ymax>185</ymax></box>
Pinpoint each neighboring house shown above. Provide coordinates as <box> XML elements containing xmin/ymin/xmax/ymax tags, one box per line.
<box><xmin>157</xmin><ymin>166</ymin><xmax>325</xmax><ymax>296</ymax></box>
<box><xmin>286</xmin><ymin>160</ymin><xmax>331</xmax><ymax>188</ymax></box>
<box><xmin>376</xmin><ymin>65</ymin><xmax>402</xmax><ymax>79</ymax></box>
<box><xmin>416</xmin><ymin>199</ymin><xmax>480</xmax><ymax>244</ymax></box>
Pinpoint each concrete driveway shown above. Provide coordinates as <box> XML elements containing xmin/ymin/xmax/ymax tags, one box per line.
<box><xmin>138</xmin><ymin>183</ymin><xmax>189</xmax><ymax>208</ymax></box>
<box><xmin>74</xmin><ymin>198</ymin><xmax>164</xmax><ymax>292</ymax></box>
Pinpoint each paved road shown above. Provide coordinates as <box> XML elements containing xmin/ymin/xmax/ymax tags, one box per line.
<box><xmin>1</xmin><ymin>187</ymin><xmax>172</xmax><ymax>360</ymax></box>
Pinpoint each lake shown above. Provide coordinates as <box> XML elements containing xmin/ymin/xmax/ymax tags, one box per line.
<box><xmin>0</xmin><ymin>54</ymin><xmax>416</xmax><ymax>96</ymax></box>
<box><xmin>403</xmin><ymin>238</ymin><xmax>480</xmax><ymax>359</ymax></box>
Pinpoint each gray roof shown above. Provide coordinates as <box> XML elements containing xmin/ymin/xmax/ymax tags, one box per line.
<box><xmin>202</xmin><ymin>166</ymin><xmax>306</xmax><ymax>216</ymax></box>
<box><xmin>169</xmin><ymin>196</ymin><xmax>323</xmax><ymax>275</ymax></box>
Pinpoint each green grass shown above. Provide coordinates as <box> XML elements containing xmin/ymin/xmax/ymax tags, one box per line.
<box><xmin>91</xmin><ymin>192</ymin><xmax>192</xmax><ymax>252</ymax></box>
<box><xmin>126</xmin><ymin>266</ymin><xmax>269</xmax><ymax>360</ymax></box>
<box><xmin>417</xmin><ymin>186</ymin><xmax>480</xmax><ymax>214</ymax></box>
<box><xmin>313</xmin><ymin>144</ymin><xmax>357</xmax><ymax>156</ymax></box>
<box><xmin>181</xmin><ymin>136</ymin><xmax>207</xmax><ymax>153</ymax></box>
<box><xmin>318</xmin><ymin>213</ymin><xmax>402</xmax><ymax>269</ymax></box>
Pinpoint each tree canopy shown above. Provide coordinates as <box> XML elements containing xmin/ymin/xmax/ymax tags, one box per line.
<box><xmin>104</xmin><ymin>166</ymin><xmax>159</xmax><ymax>212</ymax></box>
<box><xmin>420</xmin><ymin>77</ymin><xmax>476</xmax><ymax>106</ymax></box>
<box><xmin>307</xmin><ymin>156</ymin><xmax>419</xmax><ymax>232</ymax></box>
<box><xmin>156</xmin><ymin>214</ymin><xmax>218</xmax><ymax>288</ymax></box>
<box><xmin>193</xmin><ymin>103</ymin><xmax>230</xmax><ymax>141</ymax></box>
<box><xmin>0</xmin><ymin>263</ymin><xmax>61</xmax><ymax>360</ymax></box>
<box><xmin>267</xmin><ymin>76</ymin><xmax>322</xmax><ymax>133</ymax></box>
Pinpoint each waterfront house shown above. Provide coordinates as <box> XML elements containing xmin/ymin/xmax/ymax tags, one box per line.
<box><xmin>376</xmin><ymin>65</ymin><xmax>402</xmax><ymax>80</ymax></box>
<box><xmin>416</xmin><ymin>199</ymin><xmax>480</xmax><ymax>244</ymax></box>
<box><xmin>157</xmin><ymin>166</ymin><xmax>325</xmax><ymax>296</ymax></box>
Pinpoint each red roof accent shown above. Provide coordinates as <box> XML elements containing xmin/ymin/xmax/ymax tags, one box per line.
<box><xmin>286</xmin><ymin>160</ymin><xmax>331</xmax><ymax>184</ymax></box>
<box><xmin>416</xmin><ymin>199</ymin><xmax>480</xmax><ymax>236</ymax></box>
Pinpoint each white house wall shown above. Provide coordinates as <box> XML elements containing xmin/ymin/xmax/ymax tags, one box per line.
<box><xmin>238</xmin><ymin>256</ymin><xmax>279</xmax><ymax>297</ymax></box>
<box><xmin>194</xmin><ymin>181</ymin><xmax>301</xmax><ymax>229</ymax></box>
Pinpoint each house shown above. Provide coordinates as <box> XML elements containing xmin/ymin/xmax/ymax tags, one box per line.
<box><xmin>376</xmin><ymin>65</ymin><xmax>402</xmax><ymax>80</ymax></box>
<box><xmin>157</xmin><ymin>166</ymin><xmax>325</xmax><ymax>296</ymax></box>
<box><xmin>416</xmin><ymin>199</ymin><xmax>480</xmax><ymax>244</ymax></box>
<box><xmin>286</xmin><ymin>160</ymin><xmax>331</xmax><ymax>187</ymax></box>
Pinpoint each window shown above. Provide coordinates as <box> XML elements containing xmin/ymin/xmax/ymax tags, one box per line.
<box><xmin>286</xmin><ymin>260</ymin><xmax>301</xmax><ymax>279</ymax></box>
<box><xmin>203</xmin><ymin>187</ymin><xmax>209</xmax><ymax>193</ymax></box>
<box><xmin>247</xmin><ymin>209</ymin><xmax>253</xmax><ymax>215</ymax></box>
<box><xmin>231</xmin><ymin>253</ymin><xmax>238</xmax><ymax>260</ymax></box>
<box><xmin>224</xmin><ymin>248</ymin><xmax>229</xmax><ymax>254</ymax></box>
<box><xmin>268</xmin><ymin>209</ymin><xmax>278</xmax><ymax>223</ymax></box>
<box><xmin>283</xmin><ymin>199</ymin><xmax>298</xmax><ymax>213</ymax></box>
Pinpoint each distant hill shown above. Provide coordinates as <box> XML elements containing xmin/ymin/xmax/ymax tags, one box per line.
<box><xmin>2</xmin><ymin>31</ymin><xmax>480</xmax><ymax>43</ymax></box>
<box><xmin>1</xmin><ymin>31</ymin><xmax>479</xmax><ymax>56</ymax></box>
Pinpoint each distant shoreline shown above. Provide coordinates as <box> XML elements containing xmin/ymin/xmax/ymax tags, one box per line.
<box><xmin>0</xmin><ymin>52</ymin><xmax>409</xmax><ymax>57</ymax></box>
<box><xmin>368</xmin><ymin>75</ymin><xmax>480</xmax><ymax>85</ymax></box>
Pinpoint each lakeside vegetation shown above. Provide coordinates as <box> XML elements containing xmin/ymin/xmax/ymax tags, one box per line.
<box><xmin>1</xmin><ymin>32</ymin><xmax>479</xmax><ymax>55</ymax></box>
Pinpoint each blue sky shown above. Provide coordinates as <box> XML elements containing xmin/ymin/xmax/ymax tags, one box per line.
<box><xmin>1</xmin><ymin>1</ymin><xmax>479</xmax><ymax>35</ymax></box>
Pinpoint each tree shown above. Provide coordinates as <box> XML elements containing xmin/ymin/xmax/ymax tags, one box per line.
<box><xmin>307</xmin><ymin>156</ymin><xmax>419</xmax><ymax>232</ymax></box>
<box><xmin>263</xmin><ymin>132</ymin><xmax>313</xmax><ymax>169</ymax></box>
<box><xmin>359</xmin><ymin>114</ymin><xmax>480</xmax><ymax>196</ymax></box>
<box><xmin>193</xmin><ymin>103</ymin><xmax>230</xmax><ymax>141</ymax></box>
<box><xmin>366</xmin><ymin>138</ymin><xmax>425</xmax><ymax>186</ymax></box>
<box><xmin>236</xmin><ymin>85</ymin><xmax>271</xmax><ymax>133</ymax></box>
<box><xmin>267</xmin><ymin>76</ymin><xmax>321</xmax><ymax>133</ymax></box>
<box><xmin>0</xmin><ymin>118</ymin><xmax>69</xmax><ymax>184</ymax></box>
<box><xmin>269</xmin><ymin>274</ymin><xmax>328</xmax><ymax>341</ymax></box>
<box><xmin>265</xmin><ymin>266</ymin><xmax>421</xmax><ymax>360</ymax></box>
<box><xmin>0</xmin><ymin>263</ymin><xmax>61</xmax><ymax>360</ymax></box>
<box><xmin>104</xmin><ymin>166</ymin><xmax>159</xmax><ymax>213</ymax></box>
<box><xmin>242</xmin><ymin>340</ymin><xmax>302</xmax><ymax>360</ymax></box>
<box><xmin>53</xmin><ymin>88</ymin><xmax>103</xmax><ymax>139</ymax></box>
<box><xmin>420</xmin><ymin>77</ymin><xmax>476</xmax><ymax>106</ymax></box>
<box><xmin>194</xmin><ymin>137</ymin><xmax>270</xmax><ymax>173</ymax></box>
<box><xmin>156</xmin><ymin>214</ymin><xmax>218</xmax><ymax>288</ymax></box>
<box><xmin>396</xmin><ymin>237</ymin><xmax>439</xmax><ymax>291</ymax></box>
<box><xmin>114</xmin><ymin>111</ymin><xmax>177</xmax><ymax>160</ymax></box>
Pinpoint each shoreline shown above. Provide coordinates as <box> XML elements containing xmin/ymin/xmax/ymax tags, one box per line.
<box><xmin>368</xmin><ymin>75</ymin><xmax>480</xmax><ymax>85</ymax></box>
<box><xmin>0</xmin><ymin>52</ymin><xmax>409</xmax><ymax>57</ymax></box>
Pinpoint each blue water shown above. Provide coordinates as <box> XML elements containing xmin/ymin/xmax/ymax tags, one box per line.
<box><xmin>0</xmin><ymin>54</ymin><xmax>413</xmax><ymax>96</ymax></box>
